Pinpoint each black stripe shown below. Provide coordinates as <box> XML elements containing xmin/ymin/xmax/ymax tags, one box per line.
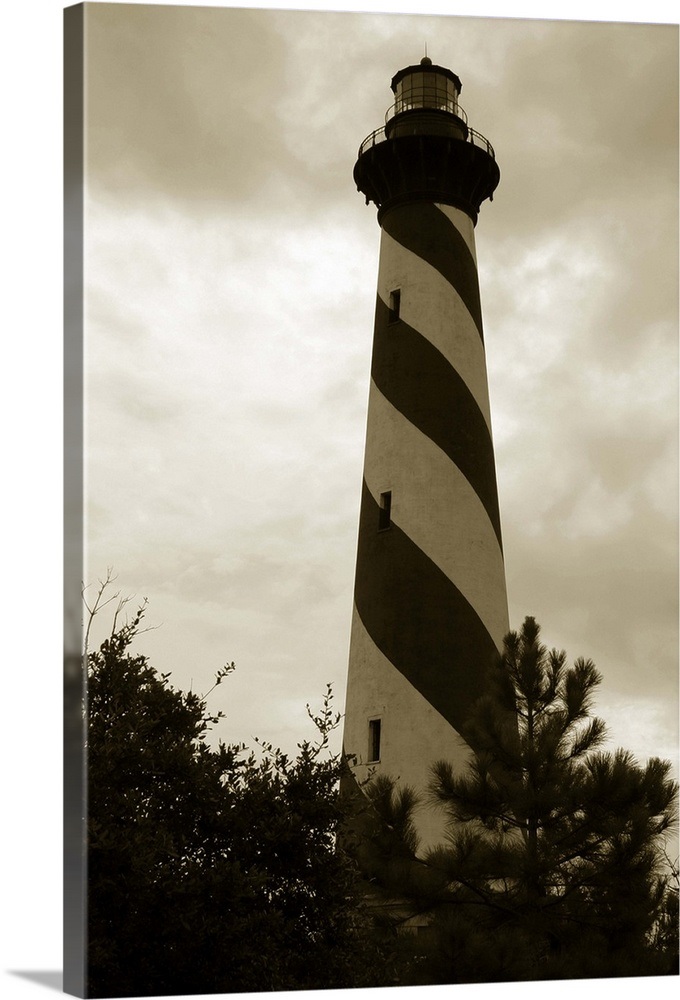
<box><xmin>354</xmin><ymin>480</ymin><xmax>501</xmax><ymax>738</ymax></box>
<box><xmin>382</xmin><ymin>201</ymin><xmax>484</xmax><ymax>340</ymax></box>
<box><xmin>371</xmin><ymin>295</ymin><xmax>503</xmax><ymax>549</ymax></box>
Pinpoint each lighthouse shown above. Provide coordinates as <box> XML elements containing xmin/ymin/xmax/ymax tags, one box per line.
<box><xmin>342</xmin><ymin>58</ymin><xmax>509</xmax><ymax>851</ymax></box>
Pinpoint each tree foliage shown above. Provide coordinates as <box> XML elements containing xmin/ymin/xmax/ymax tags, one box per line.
<box><xmin>353</xmin><ymin>617</ymin><xmax>679</xmax><ymax>983</ymax></box>
<box><xmin>85</xmin><ymin>584</ymin><xmax>678</xmax><ymax>989</ymax></box>
<box><xmin>86</xmin><ymin>595</ymin><xmax>388</xmax><ymax>996</ymax></box>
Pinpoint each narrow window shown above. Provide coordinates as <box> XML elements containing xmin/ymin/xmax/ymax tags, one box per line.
<box><xmin>368</xmin><ymin>719</ymin><xmax>382</xmax><ymax>763</ymax></box>
<box><xmin>378</xmin><ymin>490</ymin><xmax>392</xmax><ymax>531</ymax></box>
<box><xmin>388</xmin><ymin>288</ymin><xmax>401</xmax><ymax>323</ymax></box>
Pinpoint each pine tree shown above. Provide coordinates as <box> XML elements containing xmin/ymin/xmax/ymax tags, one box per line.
<box><xmin>428</xmin><ymin>617</ymin><xmax>679</xmax><ymax>980</ymax></box>
<box><xmin>353</xmin><ymin>617</ymin><xmax>679</xmax><ymax>982</ymax></box>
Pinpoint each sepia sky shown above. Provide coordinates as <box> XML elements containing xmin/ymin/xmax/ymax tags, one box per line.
<box><xmin>81</xmin><ymin>2</ymin><xmax>679</xmax><ymax>776</ymax></box>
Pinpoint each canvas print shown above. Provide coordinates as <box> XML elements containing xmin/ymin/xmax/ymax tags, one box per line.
<box><xmin>64</xmin><ymin>2</ymin><xmax>679</xmax><ymax>996</ymax></box>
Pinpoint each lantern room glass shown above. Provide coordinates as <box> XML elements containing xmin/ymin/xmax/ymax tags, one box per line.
<box><xmin>394</xmin><ymin>70</ymin><xmax>459</xmax><ymax>115</ymax></box>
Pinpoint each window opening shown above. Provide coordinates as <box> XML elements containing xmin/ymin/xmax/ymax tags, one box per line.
<box><xmin>388</xmin><ymin>288</ymin><xmax>401</xmax><ymax>323</ymax></box>
<box><xmin>378</xmin><ymin>490</ymin><xmax>392</xmax><ymax>531</ymax></box>
<box><xmin>368</xmin><ymin>719</ymin><xmax>382</xmax><ymax>763</ymax></box>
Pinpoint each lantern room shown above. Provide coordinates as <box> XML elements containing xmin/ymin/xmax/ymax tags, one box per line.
<box><xmin>354</xmin><ymin>55</ymin><xmax>498</xmax><ymax>221</ymax></box>
<box><xmin>391</xmin><ymin>56</ymin><xmax>462</xmax><ymax>117</ymax></box>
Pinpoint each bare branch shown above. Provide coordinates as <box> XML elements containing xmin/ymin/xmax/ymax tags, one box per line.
<box><xmin>83</xmin><ymin>568</ymin><xmax>120</xmax><ymax>659</ymax></box>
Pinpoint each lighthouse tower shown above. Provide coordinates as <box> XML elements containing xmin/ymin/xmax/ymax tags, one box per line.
<box><xmin>343</xmin><ymin>58</ymin><xmax>509</xmax><ymax>851</ymax></box>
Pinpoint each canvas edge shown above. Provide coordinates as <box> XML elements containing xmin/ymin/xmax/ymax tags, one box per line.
<box><xmin>64</xmin><ymin>3</ymin><xmax>86</xmax><ymax>997</ymax></box>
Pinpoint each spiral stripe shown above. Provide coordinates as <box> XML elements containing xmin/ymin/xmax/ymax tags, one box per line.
<box><xmin>362</xmin><ymin>381</ymin><xmax>508</xmax><ymax>649</ymax></box>
<box><xmin>381</xmin><ymin>201</ymin><xmax>484</xmax><ymax>340</ymax></box>
<box><xmin>377</xmin><ymin>228</ymin><xmax>491</xmax><ymax>429</ymax></box>
<box><xmin>370</xmin><ymin>296</ymin><xmax>503</xmax><ymax>549</ymax></box>
<box><xmin>342</xmin><ymin>606</ymin><xmax>471</xmax><ymax>849</ymax></box>
<box><xmin>353</xmin><ymin>479</ymin><xmax>500</xmax><ymax>735</ymax></box>
<box><xmin>435</xmin><ymin>203</ymin><xmax>478</xmax><ymax>261</ymax></box>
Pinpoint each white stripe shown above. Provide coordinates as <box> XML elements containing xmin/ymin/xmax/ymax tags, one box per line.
<box><xmin>344</xmin><ymin>605</ymin><xmax>471</xmax><ymax>853</ymax></box>
<box><xmin>377</xmin><ymin>229</ymin><xmax>492</xmax><ymax>431</ymax></box>
<box><xmin>363</xmin><ymin>381</ymin><xmax>509</xmax><ymax>651</ymax></box>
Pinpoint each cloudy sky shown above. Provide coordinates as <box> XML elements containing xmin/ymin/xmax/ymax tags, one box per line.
<box><xmin>80</xmin><ymin>2</ymin><xmax>679</xmax><ymax>776</ymax></box>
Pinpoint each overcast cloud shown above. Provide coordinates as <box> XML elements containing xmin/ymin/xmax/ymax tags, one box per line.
<box><xmin>82</xmin><ymin>4</ymin><xmax>678</xmax><ymax>777</ymax></box>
